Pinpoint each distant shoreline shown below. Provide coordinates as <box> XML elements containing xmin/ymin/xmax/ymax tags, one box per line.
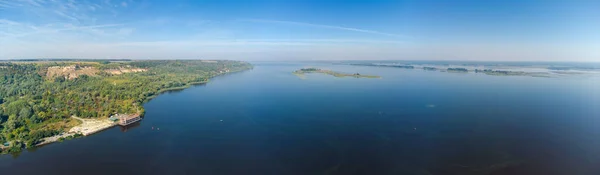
<box><xmin>293</xmin><ymin>68</ymin><xmax>381</xmax><ymax>79</ymax></box>
<box><xmin>344</xmin><ymin>62</ymin><xmax>600</xmax><ymax>78</ymax></box>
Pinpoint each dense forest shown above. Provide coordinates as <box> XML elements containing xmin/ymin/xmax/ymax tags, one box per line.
<box><xmin>0</xmin><ymin>60</ymin><xmax>252</xmax><ymax>153</ymax></box>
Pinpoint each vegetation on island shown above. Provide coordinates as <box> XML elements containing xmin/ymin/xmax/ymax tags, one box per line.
<box><xmin>474</xmin><ymin>69</ymin><xmax>526</xmax><ymax>76</ymax></box>
<box><xmin>391</xmin><ymin>65</ymin><xmax>414</xmax><ymax>69</ymax></box>
<box><xmin>447</xmin><ymin>68</ymin><xmax>469</xmax><ymax>72</ymax></box>
<box><xmin>423</xmin><ymin>67</ymin><xmax>437</xmax><ymax>71</ymax></box>
<box><xmin>547</xmin><ymin>66</ymin><xmax>600</xmax><ymax>71</ymax></box>
<box><xmin>0</xmin><ymin>60</ymin><xmax>252</xmax><ymax>154</ymax></box>
<box><xmin>474</xmin><ymin>69</ymin><xmax>551</xmax><ymax>77</ymax></box>
<box><xmin>347</xmin><ymin>62</ymin><xmax>562</xmax><ymax>78</ymax></box>
<box><xmin>293</xmin><ymin>68</ymin><xmax>380</xmax><ymax>79</ymax></box>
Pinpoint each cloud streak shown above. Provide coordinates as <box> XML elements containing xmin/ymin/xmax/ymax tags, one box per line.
<box><xmin>0</xmin><ymin>0</ymin><xmax>20</xmax><ymax>9</ymax></box>
<box><xmin>240</xmin><ymin>19</ymin><xmax>406</xmax><ymax>38</ymax></box>
<box><xmin>1</xmin><ymin>23</ymin><xmax>124</xmax><ymax>38</ymax></box>
<box><xmin>0</xmin><ymin>0</ymin><xmax>129</xmax><ymax>40</ymax></box>
<box><xmin>103</xmin><ymin>39</ymin><xmax>405</xmax><ymax>47</ymax></box>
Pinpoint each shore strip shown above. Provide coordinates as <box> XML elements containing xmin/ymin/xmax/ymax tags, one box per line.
<box><xmin>36</xmin><ymin>116</ymin><xmax>117</xmax><ymax>146</ymax></box>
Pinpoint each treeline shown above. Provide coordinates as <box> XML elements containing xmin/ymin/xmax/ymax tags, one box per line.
<box><xmin>475</xmin><ymin>69</ymin><xmax>526</xmax><ymax>76</ymax></box>
<box><xmin>299</xmin><ymin>68</ymin><xmax>320</xmax><ymax>71</ymax></box>
<box><xmin>447</xmin><ymin>68</ymin><xmax>469</xmax><ymax>72</ymax></box>
<box><xmin>0</xmin><ymin>60</ymin><xmax>252</xmax><ymax>153</ymax></box>
<box><xmin>423</xmin><ymin>67</ymin><xmax>437</xmax><ymax>71</ymax></box>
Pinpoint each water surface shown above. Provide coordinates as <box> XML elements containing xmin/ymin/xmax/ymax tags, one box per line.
<box><xmin>2</xmin><ymin>62</ymin><xmax>600</xmax><ymax>175</ymax></box>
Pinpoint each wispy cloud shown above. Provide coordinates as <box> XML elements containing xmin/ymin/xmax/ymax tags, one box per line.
<box><xmin>0</xmin><ymin>0</ymin><xmax>19</xmax><ymax>9</ymax></box>
<box><xmin>117</xmin><ymin>27</ymin><xmax>134</xmax><ymax>35</ymax></box>
<box><xmin>1</xmin><ymin>22</ymin><xmax>123</xmax><ymax>39</ymax></box>
<box><xmin>3</xmin><ymin>1</ymin><xmax>592</xmax><ymax>61</ymax></box>
<box><xmin>3</xmin><ymin>0</ymin><xmax>120</xmax><ymax>23</ymax></box>
<box><xmin>21</xmin><ymin>0</ymin><xmax>42</xmax><ymax>7</ymax></box>
<box><xmin>53</xmin><ymin>10</ymin><xmax>79</xmax><ymax>21</ymax></box>
<box><xmin>240</xmin><ymin>19</ymin><xmax>406</xmax><ymax>38</ymax></box>
<box><xmin>105</xmin><ymin>39</ymin><xmax>405</xmax><ymax>47</ymax></box>
<box><xmin>0</xmin><ymin>0</ymin><xmax>128</xmax><ymax>40</ymax></box>
<box><xmin>0</xmin><ymin>19</ymin><xmax>21</xmax><ymax>25</ymax></box>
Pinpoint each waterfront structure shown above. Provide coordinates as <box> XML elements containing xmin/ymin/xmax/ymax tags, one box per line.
<box><xmin>117</xmin><ymin>114</ymin><xmax>141</xmax><ymax>126</ymax></box>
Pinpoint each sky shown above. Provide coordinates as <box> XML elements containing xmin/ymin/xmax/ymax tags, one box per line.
<box><xmin>0</xmin><ymin>0</ymin><xmax>599</xmax><ymax>61</ymax></box>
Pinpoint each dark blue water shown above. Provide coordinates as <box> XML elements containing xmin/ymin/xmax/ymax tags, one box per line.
<box><xmin>2</xmin><ymin>62</ymin><xmax>600</xmax><ymax>175</ymax></box>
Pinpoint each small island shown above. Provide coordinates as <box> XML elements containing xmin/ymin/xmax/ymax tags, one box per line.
<box><xmin>474</xmin><ymin>69</ymin><xmax>526</xmax><ymax>76</ymax></box>
<box><xmin>293</xmin><ymin>68</ymin><xmax>380</xmax><ymax>79</ymax></box>
<box><xmin>447</xmin><ymin>68</ymin><xmax>469</xmax><ymax>72</ymax></box>
<box><xmin>474</xmin><ymin>69</ymin><xmax>551</xmax><ymax>77</ymax></box>
<box><xmin>346</xmin><ymin>62</ymin><xmax>562</xmax><ymax>78</ymax></box>
<box><xmin>423</xmin><ymin>67</ymin><xmax>437</xmax><ymax>71</ymax></box>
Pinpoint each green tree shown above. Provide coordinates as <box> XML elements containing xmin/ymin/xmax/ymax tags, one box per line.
<box><xmin>19</xmin><ymin>107</ymin><xmax>32</xmax><ymax>119</ymax></box>
<box><xmin>4</xmin><ymin>115</ymin><xmax>18</xmax><ymax>131</ymax></box>
<box><xmin>0</xmin><ymin>60</ymin><xmax>252</xmax><ymax>154</ymax></box>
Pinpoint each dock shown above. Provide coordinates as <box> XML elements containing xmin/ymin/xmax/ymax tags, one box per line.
<box><xmin>116</xmin><ymin>114</ymin><xmax>142</xmax><ymax>126</ymax></box>
<box><xmin>35</xmin><ymin>114</ymin><xmax>141</xmax><ymax>147</ymax></box>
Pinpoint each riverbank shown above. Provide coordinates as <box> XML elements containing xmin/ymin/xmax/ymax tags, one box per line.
<box><xmin>18</xmin><ymin>68</ymin><xmax>252</xmax><ymax>152</ymax></box>
<box><xmin>34</xmin><ymin>116</ymin><xmax>116</xmax><ymax>147</ymax></box>
<box><xmin>142</xmin><ymin>71</ymin><xmax>248</xmax><ymax>103</ymax></box>
<box><xmin>37</xmin><ymin>80</ymin><xmax>205</xmax><ymax>145</ymax></box>
<box><xmin>143</xmin><ymin>80</ymin><xmax>209</xmax><ymax>103</ymax></box>
<box><xmin>69</xmin><ymin>116</ymin><xmax>117</xmax><ymax>136</ymax></box>
<box><xmin>1</xmin><ymin>62</ymin><xmax>253</xmax><ymax>155</ymax></box>
<box><xmin>35</xmin><ymin>133</ymin><xmax>75</xmax><ymax>146</ymax></box>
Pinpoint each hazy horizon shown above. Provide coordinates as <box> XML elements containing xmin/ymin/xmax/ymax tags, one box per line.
<box><xmin>1</xmin><ymin>0</ymin><xmax>599</xmax><ymax>61</ymax></box>
<box><xmin>4</xmin><ymin>58</ymin><xmax>600</xmax><ymax>65</ymax></box>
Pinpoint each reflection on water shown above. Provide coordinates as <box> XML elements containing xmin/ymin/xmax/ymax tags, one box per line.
<box><xmin>119</xmin><ymin>122</ymin><xmax>142</xmax><ymax>132</ymax></box>
<box><xmin>161</xmin><ymin>83</ymin><xmax>207</xmax><ymax>94</ymax></box>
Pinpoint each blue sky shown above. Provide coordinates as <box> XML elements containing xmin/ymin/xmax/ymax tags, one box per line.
<box><xmin>0</xmin><ymin>0</ymin><xmax>598</xmax><ymax>61</ymax></box>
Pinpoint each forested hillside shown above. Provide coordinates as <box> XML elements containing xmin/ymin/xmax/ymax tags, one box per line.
<box><xmin>0</xmin><ymin>60</ymin><xmax>252</xmax><ymax>153</ymax></box>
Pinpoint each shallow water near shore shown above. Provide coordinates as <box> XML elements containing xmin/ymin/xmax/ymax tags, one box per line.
<box><xmin>2</xmin><ymin>62</ymin><xmax>600</xmax><ymax>175</ymax></box>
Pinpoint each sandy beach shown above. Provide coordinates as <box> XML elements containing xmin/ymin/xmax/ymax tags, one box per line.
<box><xmin>69</xmin><ymin>116</ymin><xmax>117</xmax><ymax>136</ymax></box>
<box><xmin>35</xmin><ymin>116</ymin><xmax>117</xmax><ymax>147</ymax></box>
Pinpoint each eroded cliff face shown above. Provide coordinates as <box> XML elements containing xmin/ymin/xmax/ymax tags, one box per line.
<box><xmin>46</xmin><ymin>65</ymin><xmax>99</xmax><ymax>80</ymax></box>
<box><xmin>45</xmin><ymin>65</ymin><xmax>147</xmax><ymax>79</ymax></box>
<box><xmin>104</xmin><ymin>67</ymin><xmax>147</xmax><ymax>75</ymax></box>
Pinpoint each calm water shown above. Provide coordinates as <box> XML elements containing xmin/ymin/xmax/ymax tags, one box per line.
<box><xmin>2</xmin><ymin>62</ymin><xmax>600</xmax><ymax>175</ymax></box>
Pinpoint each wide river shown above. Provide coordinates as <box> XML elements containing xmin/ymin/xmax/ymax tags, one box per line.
<box><xmin>2</xmin><ymin>62</ymin><xmax>600</xmax><ymax>175</ymax></box>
